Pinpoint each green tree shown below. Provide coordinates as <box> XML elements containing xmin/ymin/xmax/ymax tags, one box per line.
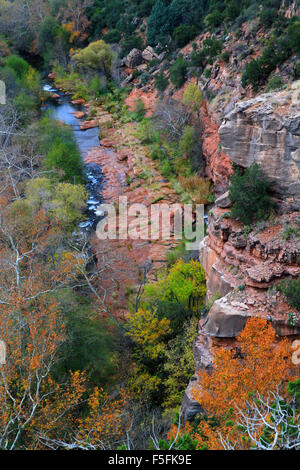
<box><xmin>143</xmin><ymin>259</ymin><xmax>206</xmax><ymax>311</ymax></box>
<box><xmin>205</xmin><ymin>10</ymin><xmax>224</xmax><ymax>29</ymax></box>
<box><xmin>229</xmin><ymin>163</ymin><xmax>273</xmax><ymax>225</ymax></box>
<box><xmin>147</xmin><ymin>0</ymin><xmax>170</xmax><ymax>46</ymax></box>
<box><xmin>173</xmin><ymin>24</ymin><xmax>196</xmax><ymax>47</ymax></box>
<box><xmin>242</xmin><ymin>59</ymin><xmax>264</xmax><ymax>88</ymax></box>
<box><xmin>154</xmin><ymin>71</ymin><xmax>169</xmax><ymax>92</ymax></box>
<box><xmin>25</xmin><ymin>178</ymin><xmax>87</xmax><ymax>230</ymax></box>
<box><xmin>73</xmin><ymin>40</ymin><xmax>113</xmax><ymax>74</ymax></box>
<box><xmin>6</xmin><ymin>55</ymin><xmax>29</xmax><ymax>80</ymax></box>
<box><xmin>278</xmin><ymin>276</ymin><xmax>300</xmax><ymax>312</ymax></box>
<box><xmin>169</xmin><ymin>57</ymin><xmax>187</xmax><ymax>88</ymax></box>
<box><xmin>44</xmin><ymin>139</ymin><xmax>83</xmax><ymax>184</ymax></box>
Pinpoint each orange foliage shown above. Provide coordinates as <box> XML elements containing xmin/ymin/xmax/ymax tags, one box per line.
<box><xmin>76</xmin><ymin>388</ymin><xmax>131</xmax><ymax>449</ymax></box>
<box><xmin>178</xmin><ymin>318</ymin><xmax>295</xmax><ymax>450</ymax></box>
<box><xmin>63</xmin><ymin>22</ymin><xmax>80</xmax><ymax>43</ymax></box>
<box><xmin>0</xmin><ymin>201</ymin><xmax>129</xmax><ymax>449</ymax></box>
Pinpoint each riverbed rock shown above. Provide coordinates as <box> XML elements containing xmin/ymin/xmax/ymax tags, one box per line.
<box><xmin>73</xmin><ymin>111</ymin><xmax>85</xmax><ymax>119</ymax></box>
<box><xmin>80</xmin><ymin>120</ymin><xmax>99</xmax><ymax>130</ymax></box>
<box><xmin>219</xmin><ymin>82</ymin><xmax>300</xmax><ymax>204</ymax></box>
<box><xmin>71</xmin><ymin>98</ymin><xmax>86</xmax><ymax>105</ymax></box>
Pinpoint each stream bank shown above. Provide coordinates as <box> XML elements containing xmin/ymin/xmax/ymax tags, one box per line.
<box><xmin>44</xmin><ymin>81</ymin><xmax>185</xmax><ymax>320</ymax></box>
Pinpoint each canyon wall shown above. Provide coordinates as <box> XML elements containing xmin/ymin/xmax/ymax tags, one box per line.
<box><xmin>219</xmin><ymin>82</ymin><xmax>300</xmax><ymax>205</ymax></box>
<box><xmin>183</xmin><ymin>82</ymin><xmax>300</xmax><ymax>422</ymax></box>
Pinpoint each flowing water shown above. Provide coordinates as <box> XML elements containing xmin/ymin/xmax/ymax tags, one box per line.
<box><xmin>42</xmin><ymin>83</ymin><xmax>104</xmax><ymax>231</ymax></box>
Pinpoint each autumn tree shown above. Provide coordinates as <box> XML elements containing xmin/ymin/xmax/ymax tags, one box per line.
<box><xmin>220</xmin><ymin>389</ymin><xmax>300</xmax><ymax>450</ymax></box>
<box><xmin>57</xmin><ymin>0</ymin><xmax>93</xmax><ymax>43</ymax></box>
<box><xmin>190</xmin><ymin>317</ymin><xmax>294</xmax><ymax>450</ymax></box>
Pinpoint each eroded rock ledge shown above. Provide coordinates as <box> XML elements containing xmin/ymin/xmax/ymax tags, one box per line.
<box><xmin>183</xmin><ymin>205</ymin><xmax>300</xmax><ymax>421</ymax></box>
<box><xmin>219</xmin><ymin>81</ymin><xmax>300</xmax><ymax>204</ymax></box>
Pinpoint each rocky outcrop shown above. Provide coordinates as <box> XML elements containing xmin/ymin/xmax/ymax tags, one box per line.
<box><xmin>124</xmin><ymin>48</ymin><xmax>143</xmax><ymax>68</ymax></box>
<box><xmin>202</xmin><ymin>207</ymin><xmax>300</xmax><ymax>291</ymax></box>
<box><xmin>200</xmin><ymin>102</ymin><xmax>233</xmax><ymax>195</ymax></box>
<box><xmin>183</xmin><ymin>204</ymin><xmax>300</xmax><ymax>421</ymax></box>
<box><xmin>219</xmin><ymin>82</ymin><xmax>300</xmax><ymax>205</ymax></box>
<box><xmin>142</xmin><ymin>46</ymin><xmax>158</xmax><ymax>62</ymax></box>
<box><xmin>214</xmin><ymin>190</ymin><xmax>231</xmax><ymax>208</ymax></box>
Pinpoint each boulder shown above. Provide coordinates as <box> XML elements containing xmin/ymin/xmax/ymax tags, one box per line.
<box><xmin>215</xmin><ymin>190</ymin><xmax>231</xmax><ymax>208</ymax></box>
<box><xmin>71</xmin><ymin>98</ymin><xmax>86</xmax><ymax>105</ymax></box>
<box><xmin>73</xmin><ymin>111</ymin><xmax>85</xmax><ymax>119</ymax></box>
<box><xmin>121</xmin><ymin>74</ymin><xmax>134</xmax><ymax>87</ymax></box>
<box><xmin>142</xmin><ymin>46</ymin><xmax>158</xmax><ymax>62</ymax></box>
<box><xmin>80</xmin><ymin>120</ymin><xmax>99</xmax><ymax>130</ymax></box>
<box><xmin>125</xmin><ymin>48</ymin><xmax>143</xmax><ymax>68</ymax></box>
<box><xmin>204</xmin><ymin>296</ymin><xmax>250</xmax><ymax>338</ymax></box>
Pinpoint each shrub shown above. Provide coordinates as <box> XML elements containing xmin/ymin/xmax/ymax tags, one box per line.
<box><xmin>39</xmin><ymin>117</ymin><xmax>84</xmax><ymax>184</ymax></box>
<box><xmin>136</xmin><ymin>119</ymin><xmax>156</xmax><ymax>144</ymax></box>
<box><xmin>166</xmin><ymin>241</ymin><xmax>190</xmax><ymax>266</ymax></box>
<box><xmin>266</xmin><ymin>76</ymin><xmax>284</xmax><ymax>92</ymax></box>
<box><xmin>203</xmin><ymin>67</ymin><xmax>211</xmax><ymax>78</ymax></box>
<box><xmin>160</xmin><ymin>159</ymin><xmax>173</xmax><ymax>177</ymax></box>
<box><xmin>133</xmin><ymin>98</ymin><xmax>146</xmax><ymax>121</ymax></box>
<box><xmin>88</xmin><ymin>75</ymin><xmax>106</xmax><ymax>97</ymax></box>
<box><xmin>205</xmin><ymin>10</ymin><xmax>224</xmax><ymax>29</ymax></box>
<box><xmin>169</xmin><ymin>57</ymin><xmax>187</xmax><ymax>88</ymax></box>
<box><xmin>182</xmin><ymin>83</ymin><xmax>203</xmax><ymax>113</ymax></box>
<box><xmin>281</xmin><ymin>224</ymin><xmax>300</xmax><ymax>241</ymax></box>
<box><xmin>14</xmin><ymin>92</ymin><xmax>38</xmax><ymax>116</ymax></box>
<box><xmin>221</xmin><ymin>50</ymin><xmax>231</xmax><ymax>63</ymax></box>
<box><xmin>202</xmin><ymin>37</ymin><xmax>223</xmax><ymax>60</ymax></box>
<box><xmin>121</xmin><ymin>33</ymin><xmax>144</xmax><ymax>56</ymax></box>
<box><xmin>6</xmin><ymin>55</ymin><xmax>29</xmax><ymax>80</ymax></box>
<box><xmin>286</xmin><ymin>18</ymin><xmax>300</xmax><ymax>52</ymax></box>
<box><xmin>295</xmin><ymin>61</ymin><xmax>300</xmax><ymax>78</ymax></box>
<box><xmin>104</xmin><ymin>29</ymin><xmax>121</xmax><ymax>43</ymax></box>
<box><xmin>229</xmin><ymin>163</ymin><xmax>273</xmax><ymax>225</ymax></box>
<box><xmin>278</xmin><ymin>276</ymin><xmax>300</xmax><ymax>312</ymax></box>
<box><xmin>140</xmin><ymin>71</ymin><xmax>151</xmax><ymax>86</ymax></box>
<box><xmin>190</xmin><ymin>48</ymin><xmax>206</xmax><ymax>68</ymax></box>
<box><xmin>142</xmin><ymin>259</ymin><xmax>206</xmax><ymax>312</ymax></box>
<box><xmin>241</xmin><ymin>59</ymin><xmax>264</xmax><ymax>88</ymax></box>
<box><xmin>154</xmin><ymin>71</ymin><xmax>169</xmax><ymax>92</ymax></box>
<box><xmin>173</xmin><ymin>24</ymin><xmax>197</xmax><ymax>48</ymax></box>
<box><xmin>179</xmin><ymin>175</ymin><xmax>214</xmax><ymax>204</ymax></box>
<box><xmin>178</xmin><ymin>126</ymin><xmax>196</xmax><ymax>157</ymax></box>
<box><xmin>260</xmin><ymin>8</ymin><xmax>277</xmax><ymax>28</ymax></box>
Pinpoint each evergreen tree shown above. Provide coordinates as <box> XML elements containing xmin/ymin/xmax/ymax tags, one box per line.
<box><xmin>147</xmin><ymin>0</ymin><xmax>171</xmax><ymax>45</ymax></box>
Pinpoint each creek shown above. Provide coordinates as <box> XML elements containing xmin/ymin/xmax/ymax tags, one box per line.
<box><xmin>42</xmin><ymin>83</ymin><xmax>104</xmax><ymax>231</ymax></box>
